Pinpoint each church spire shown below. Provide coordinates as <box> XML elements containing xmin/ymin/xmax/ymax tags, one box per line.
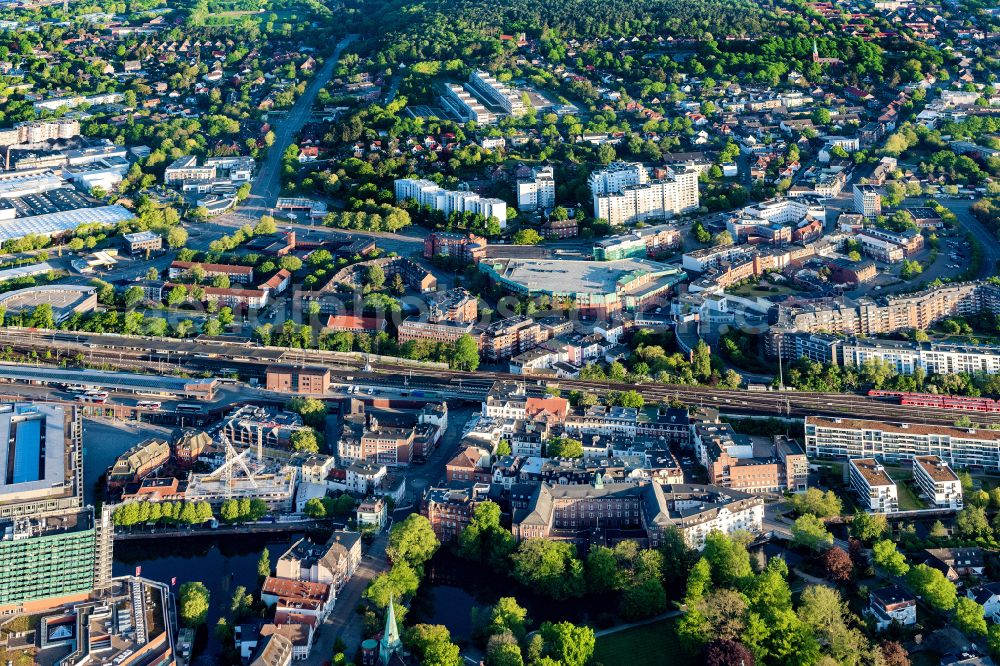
<box><xmin>812</xmin><ymin>39</ymin><xmax>819</xmax><ymax>60</ymax></box>
<box><xmin>380</xmin><ymin>598</ymin><xmax>401</xmax><ymax>665</ymax></box>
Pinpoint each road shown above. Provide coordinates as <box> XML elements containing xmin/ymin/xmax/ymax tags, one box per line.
<box><xmin>304</xmin><ymin>530</ymin><xmax>390</xmax><ymax>665</ymax></box>
<box><xmin>216</xmin><ymin>34</ymin><xmax>356</xmax><ymax>228</ymax></box>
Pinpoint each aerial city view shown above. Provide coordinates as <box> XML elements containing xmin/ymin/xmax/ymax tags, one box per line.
<box><xmin>0</xmin><ymin>0</ymin><xmax>999</xmax><ymax>664</ymax></box>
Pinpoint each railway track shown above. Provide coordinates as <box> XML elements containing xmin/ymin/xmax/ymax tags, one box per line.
<box><xmin>0</xmin><ymin>328</ymin><xmax>995</xmax><ymax>426</ymax></box>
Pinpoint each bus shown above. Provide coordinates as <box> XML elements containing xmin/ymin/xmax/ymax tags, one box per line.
<box><xmin>137</xmin><ymin>401</ymin><xmax>162</xmax><ymax>410</ymax></box>
<box><xmin>175</xmin><ymin>403</ymin><xmax>203</xmax><ymax>413</ymax></box>
<box><xmin>64</xmin><ymin>385</ymin><xmax>89</xmax><ymax>393</ymax></box>
<box><xmin>77</xmin><ymin>393</ymin><xmax>108</xmax><ymax>404</ymax></box>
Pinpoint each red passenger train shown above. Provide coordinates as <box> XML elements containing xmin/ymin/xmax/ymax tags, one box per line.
<box><xmin>868</xmin><ymin>390</ymin><xmax>1000</xmax><ymax>413</ymax></box>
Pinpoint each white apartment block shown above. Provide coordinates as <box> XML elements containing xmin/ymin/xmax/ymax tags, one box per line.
<box><xmin>468</xmin><ymin>70</ymin><xmax>526</xmax><ymax>116</ymax></box>
<box><xmin>441</xmin><ymin>83</ymin><xmax>495</xmax><ymax>125</ymax></box>
<box><xmin>805</xmin><ymin>415</ymin><xmax>1000</xmax><ymax>472</ymax></box>
<box><xmin>912</xmin><ymin>455</ymin><xmax>963</xmax><ymax>509</ymax></box>
<box><xmin>590</xmin><ymin>162</ymin><xmax>699</xmax><ymax>226</ymax></box>
<box><xmin>857</xmin><ymin>233</ymin><xmax>904</xmax><ymax>263</ymax></box>
<box><xmin>0</xmin><ymin>119</ymin><xmax>80</xmax><ymax>146</ymax></box>
<box><xmin>853</xmin><ymin>184</ymin><xmax>882</xmax><ymax>219</ymax></box>
<box><xmin>679</xmin><ymin>496</ymin><xmax>765</xmax><ymax>550</ymax></box>
<box><xmin>517</xmin><ymin>166</ymin><xmax>556</xmax><ymax>212</ymax></box>
<box><xmin>840</xmin><ymin>339</ymin><xmax>1000</xmax><ymax>376</ymax></box>
<box><xmin>740</xmin><ymin>196</ymin><xmax>826</xmax><ymax>226</ymax></box>
<box><xmin>849</xmin><ymin>458</ymin><xmax>899</xmax><ymax>513</ymax></box>
<box><xmin>33</xmin><ymin>92</ymin><xmax>122</xmax><ymax>111</ymax></box>
<box><xmin>588</xmin><ymin>162</ymin><xmax>649</xmax><ymax>196</ymax></box>
<box><xmin>394</xmin><ymin>178</ymin><xmax>507</xmax><ymax>228</ymax></box>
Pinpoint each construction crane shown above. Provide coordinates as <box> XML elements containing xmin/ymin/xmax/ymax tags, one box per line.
<box><xmin>206</xmin><ymin>435</ymin><xmax>260</xmax><ymax>496</ymax></box>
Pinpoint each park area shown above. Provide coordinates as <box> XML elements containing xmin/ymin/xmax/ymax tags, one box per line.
<box><xmin>592</xmin><ymin>617</ymin><xmax>693</xmax><ymax>666</ymax></box>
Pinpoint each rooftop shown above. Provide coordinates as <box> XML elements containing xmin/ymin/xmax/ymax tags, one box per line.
<box><xmin>913</xmin><ymin>455</ymin><xmax>960</xmax><ymax>483</ymax></box>
<box><xmin>851</xmin><ymin>458</ymin><xmax>895</xmax><ymax>487</ymax></box>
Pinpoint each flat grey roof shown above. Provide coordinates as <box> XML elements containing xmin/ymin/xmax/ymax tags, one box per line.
<box><xmin>486</xmin><ymin>257</ymin><xmax>678</xmax><ymax>294</ymax></box>
<box><xmin>0</xmin><ymin>204</ymin><xmax>134</xmax><ymax>242</ymax></box>
<box><xmin>0</xmin><ymin>363</ymin><xmax>215</xmax><ymax>394</ymax></box>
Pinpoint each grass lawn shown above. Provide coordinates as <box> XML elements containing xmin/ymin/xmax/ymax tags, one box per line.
<box><xmin>592</xmin><ymin>617</ymin><xmax>695</xmax><ymax>666</ymax></box>
<box><xmin>897</xmin><ymin>481</ymin><xmax>927</xmax><ymax>511</ymax></box>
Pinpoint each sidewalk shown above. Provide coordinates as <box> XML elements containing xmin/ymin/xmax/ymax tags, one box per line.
<box><xmin>593</xmin><ymin>610</ymin><xmax>683</xmax><ymax>638</ymax></box>
<box><xmin>303</xmin><ymin>531</ymin><xmax>390</xmax><ymax>664</ymax></box>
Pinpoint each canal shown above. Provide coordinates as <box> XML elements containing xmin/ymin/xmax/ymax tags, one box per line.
<box><xmin>113</xmin><ymin>533</ymin><xmax>307</xmax><ymax>665</ymax></box>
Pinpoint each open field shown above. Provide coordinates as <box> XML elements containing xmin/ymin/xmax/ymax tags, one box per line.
<box><xmin>592</xmin><ymin>617</ymin><xmax>694</xmax><ymax>666</ymax></box>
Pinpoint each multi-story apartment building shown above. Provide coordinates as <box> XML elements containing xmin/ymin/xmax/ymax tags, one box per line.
<box><xmin>512</xmin><ymin>481</ymin><xmax>763</xmax><ymax>550</ymax></box>
<box><xmin>426</xmin><ymin>288</ymin><xmax>478</xmax><ymax>323</ymax></box>
<box><xmin>840</xmin><ymin>338</ymin><xmax>1000</xmax><ymax>375</ymax></box>
<box><xmin>396</xmin><ymin>319</ymin><xmax>476</xmax><ymax>345</ymax></box>
<box><xmin>264</xmin><ymin>365</ymin><xmax>331</xmax><ymax>394</ymax></box>
<box><xmin>849</xmin><ymin>458</ymin><xmax>899</xmax><ymax>513</ymax></box>
<box><xmin>0</xmin><ymin>403</ymin><xmax>113</xmax><ymax>612</ymax></box>
<box><xmin>421</xmin><ymin>483</ymin><xmax>491</xmax><ymax>542</ymax></box>
<box><xmin>0</xmin><ymin>119</ymin><xmax>80</xmax><ymax>146</ymax></box>
<box><xmin>858</xmin><ymin>233</ymin><xmax>905</xmax><ymax>263</ymax></box>
<box><xmin>423</xmin><ymin>232</ymin><xmax>487</xmax><ymax>263</ymax></box>
<box><xmin>861</xmin><ymin>227</ymin><xmax>924</xmax><ymax>257</ymax></box>
<box><xmin>106</xmin><ymin>438</ymin><xmax>170</xmax><ymax>489</ymax></box>
<box><xmin>853</xmin><ymin>184</ymin><xmax>882</xmax><ymax>219</ymax></box>
<box><xmin>806</xmin><ymin>415</ymin><xmax>1000</xmax><ymax>472</ymax></box>
<box><xmin>440</xmin><ymin>83</ymin><xmax>495</xmax><ymax>125</ymax></box>
<box><xmin>593</xmin><ymin>223</ymin><xmax>681</xmax><ymax>261</ymax></box>
<box><xmin>693</xmin><ymin>423</ymin><xmax>808</xmax><ymax>493</ymax></box>
<box><xmin>564</xmin><ymin>405</ymin><xmax>639</xmax><ymax>438</ymax></box>
<box><xmin>768</xmin><ymin>282</ymin><xmax>1000</xmax><ymax>354</ymax></box>
<box><xmin>589</xmin><ymin>162</ymin><xmax>699</xmax><ymax>226</ymax></box>
<box><xmin>395</xmin><ymin>178</ymin><xmax>507</xmax><ymax>228</ymax></box>
<box><xmin>912</xmin><ymin>455</ymin><xmax>963</xmax><ymax>509</ymax></box>
<box><xmin>481</xmin><ymin>315</ymin><xmax>542</xmax><ymax>361</ymax></box>
<box><xmin>467</xmin><ymin>70</ymin><xmax>526</xmax><ymax>116</ymax></box>
<box><xmin>516</xmin><ymin>166</ymin><xmax>556</xmax><ymax>212</ymax></box>
<box><xmin>221</xmin><ymin>406</ymin><xmax>305</xmax><ymax>450</ymax></box>
<box><xmin>168</xmin><ymin>261</ymin><xmax>254</xmax><ymax>284</ymax></box>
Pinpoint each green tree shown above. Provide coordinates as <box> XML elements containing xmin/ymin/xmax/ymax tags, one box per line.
<box><xmin>537</xmin><ymin>621</ymin><xmax>594</xmax><ymax>666</ymax></box>
<box><xmin>230</xmin><ymin>585</ymin><xmax>254</xmax><ymax>619</ymax></box>
<box><xmin>178</xmin><ymin>582</ymin><xmax>210</xmax><ymax>627</ymax></box>
<box><xmin>254</xmin><ymin>216</ymin><xmax>277</xmax><ymax>235</ymax></box>
<box><xmin>304</xmin><ymin>497</ymin><xmax>327</xmax><ymax>519</ymax></box>
<box><xmin>286</xmin><ymin>397</ymin><xmax>327</xmax><ymax>428</ymax></box>
<box><xmin>545</xmin><ymin>437</ymin><xmax>583</xmax><ymax>458</ymax></box>
<box><xmin>406</xmin><ymin>624</ymin><xmax>462</xmax><ymax>666</ymax></box>
<box><xmin>451</xmin><ymin>334</ymin><xmax>480</xmax><ymax>371</ymax></box>
<box><xmin>124</xmin><ymin>286</ymin><xmax>145</xmax><ymax>308</ymax></box>
<box><xmin>290</xmin><ymin>427</ymin><xmax>320</xmax><ymax>453</ymax></box>
<box><xmin>955</xmin><ymin>596</ymin><xmax>987</xmax><ymax>637</ymax></box>
<box><xmin>790</xmin><ymin>488</ymin><xmax>843</xmax><ymax>517</ymax></box>
<box><xmin>365</xmin><ymin>562</ymin><xmax>420</xmax><ymax>608</ymax></box>
<box><xmin>907</xmin><ymin>563</ymin><xmax>957</xmax><ymax>611</ymax></box>
<box><xmin>956</xmin><ymin>505</ymin><xmax>992</xmax><ymax>539</ymax></box>
<box><xmin>257</xmin><ymin>547</ymin><xmax>271</xmax><ymax>578</ymax></box>
<box><xmin>29</xmin><ymin>304</ymin><xmax>55</xmax><ymax>329</ymax></box>
<box><xmin>850</xmin><ymin>511</ymin><xmax>888</xmax><ymax>542</ymax></box>
<box><xmin>456</xmin><ymin>501</ymin><xmax>515</xmax><ymax>570</ymax></box>
<box><xmin>703</xmin><ymin>532</ymin><xmax>753</xmax><ymax>588</ymax></box>
<box><xmin>511</xmin><ymin>539</ymin><xmax>585</xmax><ymax>600</ymax></box>
<box><xmin>791</xmin><ymin>514</ymin><xmax>833</xmax><ymax>551</ymax></box>
<box><xmin>365</xmin><ymin>264</ymin><xmax>385</xmax><ymax>291</ymax></box>
<box><xmin>513</xmin><ymin>229</ymin><xmax>542</xmax><ymax>245</ymax></box>
<box><xmin>167</xmin><ymin>226</ymin><xmax>187</xmax><ymax>249</ymax></box>
<box><xmin>387</xmin><ymin>514</ymin><xmax>440</xmax><ymax>569</ymax></box>
<box><xmin>872</xmin><ymin>540</ymin><xmax>909</xmax><ymax>577</ymax></box>
<box><xmin>485</xmin><ymin>597</ymin><xmax>528</xmax><ymax>640</ymax></box>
